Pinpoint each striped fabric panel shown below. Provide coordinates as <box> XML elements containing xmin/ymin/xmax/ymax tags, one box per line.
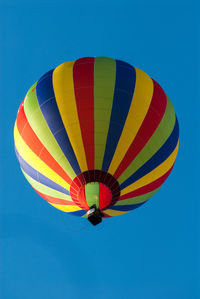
<box><xmin>104</xmin><ymin>165</ymin><xmax>174</xmax><ymax>215</ymax></box>
<box><xmin>14</xmin><ymin>124</ymin><xmax>70</xmax><ymax>191</ymax></box>
<box><xmin>104</xmin><ymin>189</ymin><xmax>160</xmax><ymax>215</ymax></box>
<box><xmin>36</xmin><ymin>70</ymin><xmax>81</xmax><ymax>175</ymax></box>
<box><xmin>118</xmin><ymin>96</ymin><xmax>176</xmax><ymax>185</ymax></box>
<box><xmin>50</xmin><ymin>203</ymin><xmax>83</xmax><ymax>213</ymax></box>
<box><xmin>73</xmin><ymin>57</ymin><xmax>95</xmax><ymax>170</ymax></box>
<box><xmin>15</xmin><ymin>148</ymin><xmax>69</xmax><ymax>195</ymax></box>
<box><xmin>84</xmin><ymin>182</ymin><xmax>100</xmax><ymax>208</ymax></box>
<box><xmin>121</xmin><ymin>141</ymin><xmax>179</xmax><ymax>195</ymax></box>
<box><xmin>23</xmin><ymin>82</ymin><xmax>77</xmax><ymax>180</ymax></box>
<box><xmin>52</xmin><ymin>61</ymin><xmax>88</xmax><ymax>172</ymax></box>
<box><xmin>34</xmin><ymin>190</ymin><xmax>74</xmax><ymax>205</ymax></box>
<box><xmin>94</xmin><ymin>57</ymin><xmax>116</xmax><ymax>169</ymax></box>
<box><xmin>22</xmin><ymin>170</ymin><xmax>72</xmax><ymax>200</ymax></box>
<box><xmin>120</xmin><ymin>118</ymin><xmax>179</xmax><ymax>191</ymax></box>
<box><xmin>119</xmin><ymin>165</ymin><xmax>173</xmax><ymax>201</ymax></box>
<box><xmin>23</xmin><ymin>170</ymin><xmax>81</xmax><ymax>213</ymax></box>
<box><xmin>116</xmin><ymin>188</ymin><xmax>160</xmax><ymax>206</ymax></box>
<box><xmin>82</xmin><ymin>182</ymin><xmax>113</xmax><ymax>209</ymax></box>
<box><xmin>113</xmin><ymin>79</ymin><xmax>167</xmax><ymax>179</ymax></box>
<box><xmin>108</xmin><ymin>67</ymin><xmax>154</xmax><ymax>175</ymax></box>
<box><xmin>102</xmin><ymin>60</ymin><xmax>136</xmax><ymax>171</ymax></box>
<box><xmin>16</xmin><ymin>99</ymin><xmax>72</xmax><ymax>186</ymax></box>
<box><xmin>102</xmin><ymin>209</ymin><xmax>128</xmax><ymax>217</ymax></box>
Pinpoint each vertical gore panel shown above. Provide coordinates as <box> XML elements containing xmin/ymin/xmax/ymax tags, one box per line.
<box><xmin>120</xmin><ymin>118</ymin><xmax>179</xmax><ymax>190</ymax></box>
<box><xmin>23</xmin><ymin>83</ymin><xmax>77</xmax><ymax>180</ymax></box>
<box><xmin>102</xmin><ymin>60</ymin><xmax>136</xmax><ymax>171</ymax></box>
<box><xmin>73</xmin><ymin>57</ymin><xmax>95</xmax><ymax>170</ymax></box>
<box><xmin>52</xmin><ymin>62</ymin><xmax>88</xmax><ymax>172</ymax></box>
<box><xmin>77</xmin><ymin>186</ymin><xmax>90</xmax><ymax>210</ymax></box>
<box><xmin>16</xmin><ymin>100</ymin><xmax>72</xmax><ymax>185</ymax></box>
<box><xmin>15</xmin><ymin>148</ymin><xmax>69</xmax><ymax>195</ymax></box>
<box><xmin>36</xmin><ymin>70</ymin><xmax>81</xmax><ymax>174</ymax></box>
<box><xmin>108</xmin><ymin>67</ymin><xmax>154</xmax><ymax>175</ymax></box>
<box><xmin>116</xmin><ymin>188</ymin><xmax>160</xmax><ymax>206</ymax></box>
<box><xmin>94</xmin><ymin>57</ymin><xmax>116</xmax><ymax>169</ymax></box>
<box><xmin>14</xmin><ymin>123</ymin><xmax>70</xmax><ymax>190</ymax></box>
<box><xmin>119</xmin><ymin>165</ymin><xmax>173</xmax><ymax>200</ymax></box>
<box><xmin>22</xmin><ymin>170</ymin><xmax>71</xmax><ymax>200</ymax></box>
<box><xmin>114</xmin><ymin>79</ymin><xmax>167</xmax><ymax>179</ymax></box>
<box><xmin>118</xmin><ymin>96</ymin><xmax>176</xmax><ymax>185</ymax></box>
<box><xmin>99</xmin><ymin>183</ymin><xmax>112</xmax><ymax>210</ymax></box>
<box><xmin>85</xmin><ymin>182</ymin><xmax>100</xmax><ymax>208</ymax></box>
<box><xmin>34</xmin><ymin>189</ymin><xmax>73</xmax><ymax>205</ymax></box>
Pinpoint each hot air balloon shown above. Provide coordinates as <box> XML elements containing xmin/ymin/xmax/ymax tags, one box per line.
<box><xmin>14</xmin><ymin>57</ymin><xmax>179</xmax><ymax>225</ymax></box>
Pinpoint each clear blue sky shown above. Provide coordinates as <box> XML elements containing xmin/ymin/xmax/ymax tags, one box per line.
<box><xmin>0</xmin><ymin>0</ymin><xmax>199</xmax><ymax>298</ymax></box>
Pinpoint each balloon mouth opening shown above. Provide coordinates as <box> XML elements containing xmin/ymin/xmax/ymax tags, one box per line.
<box><xmin>70</xmin><ymin>170</ymin><xmax>120</xmax><ymax>214</ymax></box>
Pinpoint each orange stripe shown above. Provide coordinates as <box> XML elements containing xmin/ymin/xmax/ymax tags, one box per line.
<box><xmin>34</xmin><ymin>188</ymin><xmax>75</xmax><ymax>205</ymax></box>
<box><xmin>16</xmin><ymin>100</ymin><xmax>72</xmax><ymax>185</ymax></box>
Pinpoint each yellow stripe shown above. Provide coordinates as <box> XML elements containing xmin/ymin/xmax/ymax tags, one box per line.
<box><xmin>108</xmin><ymin>68</ymin><xmax>154</xmax><ymax>175</ymax></box>
<box><xmin>104</xmin><ymin>209</ymin><xmax>128</xmax><ymax>217</ymax></box>
<box><xmin>14</xmin><ymin>124</ymin><xmax>70</xmax><ymax>190</ymax></box>
<box><xmin>53</xmin><ymin>62</ymin><xmax>88</xmax><ymax>172</ymax></box>
<box><xmin>50</xmin><ymin>203</ymin><xmax>82</xmax><ymax>212</ymax></box>
<box><xmin>22</xmin><ymin>170</ymin><xmax>73</xmax><ymax>201</ymax></box>
<box><xmin>24</xmin><ymin>82</ymin><xmax>76</xmax><ymax>180</ymax></box>
<box><xmin>121</xmin><ymin>141</ymin><xmax>179</xmax><ymax>195</ymax></box>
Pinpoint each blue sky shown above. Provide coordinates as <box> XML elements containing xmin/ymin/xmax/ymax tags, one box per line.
<box><xmin>0</xmin><ymin>0</ymin><xmax>199</xmax><ymax>298</ymax></box>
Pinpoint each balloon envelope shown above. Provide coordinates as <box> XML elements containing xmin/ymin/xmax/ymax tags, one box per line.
<box><xmin>14</xmin><ymin>57</ymin><xmax>179</xmax><ymax>219</ymax></box>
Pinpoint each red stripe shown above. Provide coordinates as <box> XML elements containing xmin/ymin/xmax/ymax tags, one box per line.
<box><xmin>16</xmin><ymin>100</ymin><xmax>72</xmax><ymax>185</ymax></box>
<box><xmin>119</xmin><ymin>165</ymin><xmax>174</xmax><ymax>200</ymax></box>
<box><xmin>99</xmin><ymin>183</ymin><xmax>112</xmax><ymax>210</ymax></box>
<box><xmin>77</xmin><ymin>185</ymin><xmax>90</xmax><ymax>210</ymax></box>
<box><xmin>34</xmin><ymin>188</ymin><xmax>75</xmax><ymax>205</ymax></box>
<box><xmin>114</xmin><ymin>79</ymin><xmax>167</xmax><ymax>179</ymax></box>
<box><xmin>73</xmin><ymin>57</ymin><xmax>95</xmax><ymax>170</ymax></box>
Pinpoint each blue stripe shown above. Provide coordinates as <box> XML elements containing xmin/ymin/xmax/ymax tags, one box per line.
<box><xmin>121</xmin><ymin>117</ymin><xmax>179</xmax><ymax>190</ymax></box>
<box><xmin>111</xmin><ymin>202</ymin><xmax>145</xmax><ymax>211</ymax></box>
<box><xmin>36</xmin><ymin>70</ymin><xmax>81</xmax><ymax>175</ymax></box>
<box><xmin>102</xmin><ymin>60</ymin><xmax>136</xmax><ymax>171</ymax></box>
<box><xmin>68</xmin><ymin>210</ymin><xmax>86</xmax><ymax>216</ymax></box>
<box><xmin>15</xmin><ymin>148</ymin><xmax>70</xmax><ymax>195</ymax></box>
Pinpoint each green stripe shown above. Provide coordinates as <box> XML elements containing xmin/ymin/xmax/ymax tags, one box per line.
<box><xmin>82</xmin><ymin>213</ymin><xmax>88</xmax><ymax>218</ymax></box>
<box><xmin>114</xmin><ymin>188</ymin><xmax>160</xmax><ymax>206</ymax></box>
<box><xmin>24</xmin><ymin>83</ymin><xmax>76</xmax><ymax>179</ymax></box>
<box><xmin>85</xmin><ymin>182</ymin><xmax>100</xmax><ymax>208</ymax></box>
<box><xmin>118</xmin><ymin>96</ymin><xmax>176</xmax><ymax>184</ymax></box>
<box><xmin>22</xmin><ymin>169</ymin><xmax>71</xmax><ymax>200</ymax></box>
<box><xmin>94</xmin><ymin>57</ymin><xmax>116</xmax><ymax>169</ymax></box>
